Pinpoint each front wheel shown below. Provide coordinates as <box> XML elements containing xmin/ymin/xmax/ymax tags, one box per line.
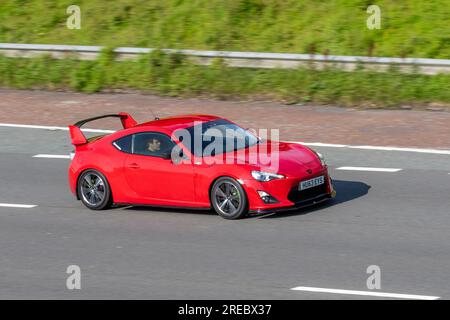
<box><xmin>211</xmin><ymin>177</ymin><xmax>248</xmax><ymax>220</ymax></box>
<box><xmin>78</xmin><ymin>170</ymin><xmax>112</xmax><ymax>210</ymax></box>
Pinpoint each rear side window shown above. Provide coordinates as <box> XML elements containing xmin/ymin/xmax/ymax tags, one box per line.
<box><xmin>113</xmin><ymin>135</ymin><xmax>132</xmax><ymax>153</ymax></box>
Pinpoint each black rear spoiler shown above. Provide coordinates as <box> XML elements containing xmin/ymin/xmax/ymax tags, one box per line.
<box><xmin>69</xmin><ymin>112</ymin><xmax>137</xmax><ymax>146</ymax></box>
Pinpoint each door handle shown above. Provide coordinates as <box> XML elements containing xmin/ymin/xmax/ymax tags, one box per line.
<box><xmin>127</xmin><ymin>163</ymin><xmax>140</xmax><ymax>169</ymax></box>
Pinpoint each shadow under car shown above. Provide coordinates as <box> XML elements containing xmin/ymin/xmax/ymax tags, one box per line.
<box><xmin>118</xmin><ymin>179</ymin><xmax>370</xmax><ymax>219</ymax></box>
<box><xmin>257</xmin><ymin>179</ymin><xmax>371</xmax><ymax>219</ymax></box>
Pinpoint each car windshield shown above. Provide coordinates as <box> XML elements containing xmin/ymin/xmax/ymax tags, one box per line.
<box><xmin>175</xmin><ymin>119</ymin><xmax>259</xmax><ymax>157</ymax></box>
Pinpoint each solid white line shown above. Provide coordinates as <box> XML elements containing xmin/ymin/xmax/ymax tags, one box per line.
<box><xmin>33</xmin><ymin>154</ymin><xmax>70</xmax><ymax>159</ymax></box>
<box><xmin>295</xmin><ymin>142</ymin><xmax>348</xmax><ymax>148</ymax></box>
<box><xmin>290</xmin><ymin>286</ymin><xmax>440</xmax><ymax>300</ymax></box>
<box><xmin>0</xmin><ymin>123</ymin><xmax>68</xmax><ymax>131</ymax></box>
<box><xmin>336</xmin><ymin>166</ymin><xmax>402</xmax><ymax>172</ymax></box>
<box><xmin>289</xmin><ymin>141</ymin><xmax>450</xmax><ymax>155</ymax></box>
<box><xmin>347</xmin><ymin>145</ymin><xmax>450</xmax><ymax>155</ymax></box>
<box><xmin>0</xmin><ymin>203</ymin><xmax>37</xmax><ymax>209</ymax></box>
<box><xmin>1</xmin><ymin>123</ymin><xmax>450</xmax><ymax>155</ymax></box>
<box><xmin>0</xmin><ymin>123</ymin><xmax>114</xmax><ymax>133</ymax></box>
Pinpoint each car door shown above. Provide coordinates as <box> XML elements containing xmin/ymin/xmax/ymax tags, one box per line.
<box><xmin>123</xmin><ymin>132</ymin><xmax>195</xmax><ymax>205</ymax></box>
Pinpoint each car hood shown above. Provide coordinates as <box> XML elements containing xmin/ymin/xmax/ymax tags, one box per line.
<box><xmin>233</xmin><ymin>140</ymin><xmax>324</xmax><ymax>177</ymax></box>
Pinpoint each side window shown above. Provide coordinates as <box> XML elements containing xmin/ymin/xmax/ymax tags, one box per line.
<box><xmin>132</xmin><ymin>132</ymin><xmax>176</xmax><ymax>158</ymax></box>
<box><xmin>112</xmin><ymin>135</ymin><xmax>132</xmax><ymax>153</ymax></box>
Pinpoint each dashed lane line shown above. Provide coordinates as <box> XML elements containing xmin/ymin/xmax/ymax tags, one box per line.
<box><xmin>33</xmin><ymin>154</ymin><xmax>70</xmax><ymax>159</ymax></box>
<box><xmin>290</xmin><ymin>286</ymin><xmax>440</xmax><ymax>300</ymax></box>
<box><xmin>0</xmin><ymin>203</ymin><xmax>37</xmax><ymax>209</ymax></box>
<box><xmin>336</xmin><ymin>166</ymin><xmax>402</xmax><ymax>172</ymax></box>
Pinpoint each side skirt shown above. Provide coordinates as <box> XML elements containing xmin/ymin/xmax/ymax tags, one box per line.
<box><xmin>113</xmin><ymin>202</ymin><xmax>212</xmax><ymax>211</ymax></box>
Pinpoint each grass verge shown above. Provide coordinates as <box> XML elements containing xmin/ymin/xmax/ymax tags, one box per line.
<box><xmin>1</xmin><ymin>0</ymin><xmax>449</xmax><ymax>59</ymax></box>
<box><xmin>0</xmin><ymin>51</ymin><xmax>448</xmax><ymax>108</ymax></box>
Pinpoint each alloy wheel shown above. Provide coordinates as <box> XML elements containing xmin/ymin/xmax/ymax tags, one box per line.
<box><xmin>80</xmin><ymin>172</ymin><xmax>106</xmax><ymax>206</ymax></box>
<box><xmin>214</xmin><ymin>181</ymin><xmax>242</xmax><ymax>217</ymax></box>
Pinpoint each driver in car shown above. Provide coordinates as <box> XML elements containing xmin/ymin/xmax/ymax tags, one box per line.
<box><xmin>146</xmin><ymin>138</ymin><xmax>162</xmax><ymax>155</ymax></box>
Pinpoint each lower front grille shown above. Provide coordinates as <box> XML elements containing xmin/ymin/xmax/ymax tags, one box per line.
<box><xmin>287</xmin><ymin>182</ymin><xmax>328</xmax><ymax>203</ymax></box>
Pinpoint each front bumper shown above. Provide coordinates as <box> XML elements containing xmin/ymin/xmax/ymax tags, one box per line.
<box><xmin>249</xmin><ymin>192</ymin><xmax>333</xmax><ymax>215</ymax></box>
<box><xmin>242</xmin><ymin>167</ymin><xmax>335</xmax><ymax>214</ymax></box>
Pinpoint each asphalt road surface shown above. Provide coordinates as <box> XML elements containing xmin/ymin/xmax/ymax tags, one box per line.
<box><xmin>0</xmin><ymin>126</ymin><xmax>449</xmax><ymax>299</ymax></box>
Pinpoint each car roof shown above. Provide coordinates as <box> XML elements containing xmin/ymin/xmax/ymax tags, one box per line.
<box><xmin>136</xmin><ymin>114</ymin><xmax>223</xmax><ymax>133</ymax></box>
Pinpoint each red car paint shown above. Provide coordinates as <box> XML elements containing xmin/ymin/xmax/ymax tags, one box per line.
<box><xmin>68</xmin><ymin>113</ymin><xmax>334</xmax><ymax>213</ymax></box>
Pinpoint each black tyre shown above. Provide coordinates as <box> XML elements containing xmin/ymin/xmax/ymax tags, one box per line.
<box><xmin>210</xmin><ymin>177</ymin><xmax>248</xmax><ymax>220</ymax></box>
<box><xmin>78</xmin><ymin>170</ymin><xmax>112</xmax><ymax>210</ymax></box>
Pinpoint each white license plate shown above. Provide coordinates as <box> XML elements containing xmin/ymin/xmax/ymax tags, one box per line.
<box><xmin>299</xmin><ymin>176</ymin><xmax>325</xmax><ymax>191</ymax></box>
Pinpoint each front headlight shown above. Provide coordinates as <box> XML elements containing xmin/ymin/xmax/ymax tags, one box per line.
<box><xmin>251</xmin><ymin>170</ymin><xmax>285</xmax><ymax>182</ymax></box>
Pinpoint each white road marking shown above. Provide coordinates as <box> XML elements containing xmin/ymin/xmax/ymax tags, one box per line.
<box><xmin>0</xmin><ymin>123</ymin><xmax>114</xmax><ymax>133</ymax></box>
<box><xmin>0</xmin><ymin>203</ymin><xmax>37</xmax><ymax>209</ymax></box>
<box><xmin>290</xmin><ymin>286</ymin><xmax>440</xmax><ymax>300</ymax></box>
<box><xmin>33</xmin><ymin>154</ymin><xmax>70</xmax><ymax>159</ymax></box>
<box><xmin>288</xmin><ymin>141</ymin><xmax>450</xmax><ymax>155</ymax></box>
<box><xmin>2</xmin><ymin>123</ymin><xmax>450</xmax><ymax>155</ymax></box>
<box><xmin>336</xmin><ymin>166</ymin><xmax>402</xmax><ymax>172</ymax></box>
<box><xmin>347</xmin><ymin>145</ymin><xmax>450</xmax><ymax>155</ymax></box>
<box><xmin>296</xmin><ymin>142</ymin><xmax>347</xmax><ymax>148</ymax></box>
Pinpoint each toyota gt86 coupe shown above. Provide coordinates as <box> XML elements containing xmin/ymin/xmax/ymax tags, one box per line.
<box><xmin>68</xmin><ymin>113</ymin><xmax>336</xmax><ymax>219</ymax></box>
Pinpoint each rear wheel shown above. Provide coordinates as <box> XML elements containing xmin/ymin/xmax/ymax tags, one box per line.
<box><xmin>211</xmin><ymin>177</ymin><xmax>248</xmax><ymax>220</ymax></box>
<box><xmin>78</xmin><ymin>170</ymin><xmax>112</xmax><ymax>210</ymax></box>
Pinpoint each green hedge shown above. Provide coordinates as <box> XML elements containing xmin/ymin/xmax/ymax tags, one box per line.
<box><xmin>0</xmin><ymin>51</ymin><xmax>448</xmax><ymax>107</ymax></box>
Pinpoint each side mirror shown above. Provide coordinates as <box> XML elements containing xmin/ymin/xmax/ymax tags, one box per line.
<box><xmin>245</xmin><ymin>128</ymin><xmax>261</xmax><ymax>142</ymax></box>
<box><xmin>180</xmin><ymin>150</ymin><xmax>189</xmax><ymax>160</ymax></box>
<box><xmin>170</xmin><ymin>149</ymin><xmax>190</xmax><ymax>165</ymax></box>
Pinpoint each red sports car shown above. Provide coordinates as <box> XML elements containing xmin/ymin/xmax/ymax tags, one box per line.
<box><xmin>68</xmin><ymin>113</ymin><xmax>336</xmax><ymax>219</ymax></box>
